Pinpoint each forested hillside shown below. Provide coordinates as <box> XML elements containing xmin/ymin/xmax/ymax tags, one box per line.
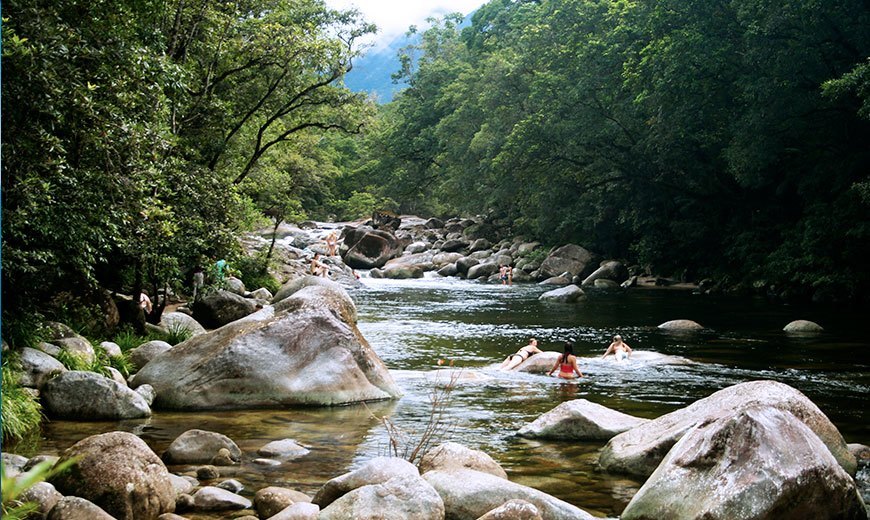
<box><xmin>350</xmin><ymin>0</ymin><xmax>870</xmax><ymax>302</ymax></box>
<box><xmin>2</xmin><ymin>0</ymin><xmax>870</xmax><ymax>346</ymax></box>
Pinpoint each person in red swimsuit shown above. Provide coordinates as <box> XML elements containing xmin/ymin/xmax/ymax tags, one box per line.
<box><xmin>548</xmin><ymin>341</ymin><xmax>584</xmax><ymax>379</ymax></box>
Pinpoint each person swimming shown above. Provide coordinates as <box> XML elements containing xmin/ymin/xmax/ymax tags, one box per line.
<box><xmin>498</xmin><ymin>338</ymin><xmax>542</xmax><ymax>370</ymax></box>
<box><xmin>602</xmin><ymin>334</ymin><xmax>633</xmax><ymax>362</ymax></box>
<box><xmin>549</xmin><ymin>341</ymin><xmax>584</xmax><ymax>379</ymax></box>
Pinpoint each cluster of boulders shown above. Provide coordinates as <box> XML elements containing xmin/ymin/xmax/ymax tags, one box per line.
<box><xmin>515</xmin><ymin>380</ymin><xmax>869</xmax><ymax>519</ymax></box>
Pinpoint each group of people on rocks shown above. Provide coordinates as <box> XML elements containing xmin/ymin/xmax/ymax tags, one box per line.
<box><xmin>498</xmin><ymin>335</ymin><xmax>633</xmax><ymax>379</ymax></box>
<box><xmin>310</xmin><ymin>232</ymin><xmax>339</xmax><ymax>277</ymax></box>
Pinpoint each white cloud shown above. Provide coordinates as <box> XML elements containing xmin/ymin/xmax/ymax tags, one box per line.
<box><xmin>325</xmin><ymin>0</ymin><xmax>485</xmax><ymax>50</ymax></box>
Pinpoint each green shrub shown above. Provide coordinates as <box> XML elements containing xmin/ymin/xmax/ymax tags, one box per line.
<box><xmin>235</xmin><ymin>252</ymin><xmax>281</xmax><ymax>295</ymax></box>
<box><xmin>111</xmin><ymin>326</ymin><xmax>156</xmax><ymax>352</ymax></box>
<box><xmin>164</xmin><ymin>321</ymin><xmax>193</xmax><ymax>346</ymax></box>
<box><xmin>54</xmin><ymin>349</ymin><xmax>92</xmax><ymax>372</ymax></box>
<box><xmin>1</xmin><ymin>364</ymin><xmax>43</xmax><ymax>443</ymax></box>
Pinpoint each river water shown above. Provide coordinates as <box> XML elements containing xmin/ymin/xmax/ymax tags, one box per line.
<box><xmin>25</xmin><ymin>275</ymin><xmax>870</xmax><ymax>517</ymax></box>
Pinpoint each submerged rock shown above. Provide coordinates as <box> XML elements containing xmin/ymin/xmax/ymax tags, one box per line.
<box><xmin>518</xmin><ymin>399</ymin><xmax>649</xmax><ymax>440</ymax></box>
<box><xmin>783</xmin><ymin>319</ymin><xmax>824</xmax><ymax>333</ymax></box>
<box><xmin>657</xmin><ymin>319</ymin><xmax>703</xmax><ymax>331</ymax></box>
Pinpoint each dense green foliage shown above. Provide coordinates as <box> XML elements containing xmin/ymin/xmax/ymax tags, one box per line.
<box><xmin>354</xmin><ymin>0</ymin><xmax>870</xmax><ymax>301</ymax></box>
<box><xmin>2</xmin><ymin>0</ymin><xmax>376</xmax><ymax>338</ymax></box>
<box><xmin>1</xmin><ymin>362</ymin><xmax>43</xmax><ymax>442</ymax></box>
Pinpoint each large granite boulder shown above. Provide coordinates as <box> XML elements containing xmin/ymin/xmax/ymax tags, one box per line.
<box><xmin>518</xmin><ymin>399</ymin><xmax>649</xmax><ymax>440</ymax></box>
<box><xmin>343</xmin><ymin>227</ymin><xmax>403</xmax><ymax>269</ymax></box>
<box><xmin>319</xmin><ymin>474</ymin><xmax>444</xmax><ymax>520</ymax></box>
<box><xmin>538</xmin><ymin>245</ymin><xmax>597</xmax><ymax>279</ymax></box>
<box><xmin>467</xmin><ymin>262</ymin><xmax>501</xmax><ymax>280</ymax></box>
<box><xmin>55</xmin><ymin>336</ymin><xmax>96</xmax><ymax>365</ymax></box>
<box><xmin>657</xmin><ymin>319</ymin><xmax>703</xmax><ymax>331</ymax></box>
<box><xmin>599</xmin><ymin>380</ymin><xmax>856</xmax><ymax>478</ymax></box>
<box><xmin>192</xmin><ymin>486</ymin><xmax>251</xmax><ymax>511</ymax></box>
<box><xmin>419</xmin><ymin>442</ymin><xmax>508</xmax><ymax>479</ymax></box>
<box><xmin>539</xmin><ymin>285</ymin><xmax>585</xmax><ymax>303</ymax></box>
<box><xmin>581</xmin><ymin>260</ymin><xmax>628</xmax><ymax>286</ymax></box>
<box><xmin>432</xmin><ymin>252</ymin><xmax>464</xmax><ymax>267</ymax></box>
<box><xmin>162</xmin><ymin>429</ymin><xmax>242</xmax><ymax>465</ymax></box>
<box><xmin>620</xmin><ymin>407</ymin><xmax>867</xmax><ymax>520</ymax></box>
<box><xmin>423</xmin><ymin>469</ymin><xmax>596</xmax><ymax>520</ymax></box>
<box><xmin>255</xmin><ymin>486</ymin><xmax>312</xmax><ymax>518</ymax></box>
<box><xmin>130</xmin><ymin>284</ymin><xmax>400</xmax><ymax>409</ymax></box>
<box><xmin>47</xmin><ymin>497</ymin><xmax>116</xmax><ymax>520</ymax></box>
<box><xmin>18</xmin><ymin>346</ymin><xmax>67</xmax><ymax>388</ymax></box>
<box><xmin>783</xmin><ymin>319</ymin><xmax>824</xmax><ymax>333</ymax></box>
<box><xmin>192</xmin><ymin>290</ymin><xmax>258</xmax><ymax>329</ymax></box>
<box><xmin>271</xmin><ymin>275</ymin><xmax>345</xmax><ymax>305</ymax></box>
<box><xmin>313</xmin><ymin>457</ymin><xmax>419</xmax><ymax>509</ymax></box>
<box><xmin>382</xmin><ymin>263</ymin><xmax>426</xmax><ymax>279</ymax></box>
<box><xmin>130</xmin><ymin>340</ymin><xmax>173</xmax><ymax>371</ymax></box>
<box><xmin>159</xmin><ymin>312</ymin><xmax>207</xmax><ymax>337</ymax></box>
<box><xmin>51</xmin><ymin>431</ymin><xmax>175</xmax><ymax>520</ymax></box>
<box><xmin>42</xmin><ymin>371</ymin><xmax>151</xmax><ymax>419</ymax></box>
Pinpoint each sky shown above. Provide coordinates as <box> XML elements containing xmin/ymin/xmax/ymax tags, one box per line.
<box><xmin>325</xmin><ymin>0</ymin><xmax>486</xmax><ymax>51</ymax></box>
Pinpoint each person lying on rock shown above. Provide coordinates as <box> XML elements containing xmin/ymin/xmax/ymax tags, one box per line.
<box><xmin>549</xmin><ymin>341</ymin><xmax>585</xmax><ymax>379</ymax></box>
<box><xmin>602</xmin><ymin>334</ymin><xmax>633</xmax><ymax>362</ymax></box>
<box><xmin>499</xmin><ymin>338</ymin><xmax>542</xmax><ymax>370</ymax></box>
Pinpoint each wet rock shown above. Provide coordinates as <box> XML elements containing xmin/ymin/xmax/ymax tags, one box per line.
<box><xmin>620</xmin><ymin>407</ymin><xmax>867</xmax><ymax>520</ymax></box>
<box><xmin>2</xmin><ymin>453</ymin><xmax>29</xmax><ymax>477</ymax></box>
<box><xmin>599</xmin><ymin>380</ymin><xmax>856</xmax><ymax>478</ymax></box>
<box><xmin>783</xmin><ymin>319</ymin><xmax>824</xmax><ymax>333</ymax></box>
<box><xmin>848</xmin><ymin>443</ymin><xmax>870</xmax><ymax>470</ymax></box>
<box><xmin>47</xmin><ymin>496</ymin><xmax>116</xmax><ymax>520</ymax></box>
<box><xmin>131</xmin><ymin>283</ymin><xmax>399</xmax><ymax>409</ymax></box>
<box><xmin>157</xmin><ymin>514</ymin><xmax>190</xmax><ymax>520</ymax></box>
<box><xmin>478</xmin><ymin>499</ymin><xmax>542</xmax><ymax>520</ymax></box>
<box><xmin>441</xmin><ymin>238</ymin><xmax>470</xmax><ymax>252</ymax></box>
<box><xmin>130</xmin><ymin>340</ymin><xmax>173</xmax><ymax>370</ymax></box>
<box><xmin>313</xmin><ymin>457</ymin><xmax>419</xmax><ymax>509</ymax></box>
<box><xmin>18</xmin><ymin>347</ymin><xmax>67</xmax><ymax>389</ymax></box>
<box><xmin>425</xmin><ymin>218</ymin><xmax>444</xmax><ymax>229</ymax></box>
<box><xmin>405</xmin><ymin>241</ymin><xmax>429</xmax><ymax>254</ymax></box>
<box><xmin>538</xmin><ymin>275</ymin><xmax>572</xmax><ymax>285</ymax></box>
<box><xmin>162</xmin><ymin>429</ymin><xmax>241</xmax><ymax>465</ymax></box>
<box><xmin>438</xmin><ymin>263</ymin><xmax>459</xmax><ymax>277</ymax></box>
<box><xmin>267</xmin><ymin>502</ymin><xmax>320</xmax><ymax>519</ymax></box>
<box><xmin>211</xmin><ymin>447</ymin><xmax>236</xmax><ymax>466</ymax></box>
<box><xmin>456</xmin><ymin>257</ymin><xmax>479</xmax><ymax>276</ymax></box>
<box><xmin>518</xmin><ymin>399</ymin><xmax>649</xmax><ymax>440</ymax></box>
<box><xmin>467</xmin><ymin>262</ymin><xmax>501</xmax><ymax>280</ymax></box>
<box><xmin>581</xmin><ymin>260</ymin><xmax>628</xmax><ymax>286</ymax></box>
<box><xmin>192</xmin><ymin>486</ymin><xmax>251</xmax><ymax>511</ymax></box>
<box><xmin>42</xmin><ymin>371</ymin><xmax>151</xmax><ymax>420</ymax></box>
<box><xmin>539</xmin><ymin>285</ymin><xmax>585</xmax><ymax>303</ymax></box>
<box><xmin>382</xmin><ymin>263</ymin><xmax>425</xmax><ymax>279</ymax></box>
<box><xmin>216</xmin><ymin>479</ymin><xmax>244</xmax><ymax>493</ymax></box>
<box><xmin>657</xmin><ymin>319</ymin><xmax>703</xmax><ymax>331</ymax></box>
<box><xmin>20</xmin><ymin>481</ymin><xmax>63</xmax><ymax>518</ymax></box>
<box><xmin>24</xmin><ymin>455</ymin><xmax>60</xmax><ymax>471</ymax></box>
<box><xmin>319</xmin><ymin>474</ymin><xmax>444</xmax><ymax>520</ymax></box>
<box><xmin>169</xmin><ymin>473</ymin><xmax>196</xmax><ymax>495</ymax></box>
<box><xmin>419</xmin><ymin>442</ymin><xmax>508</xmax><ymax>479</ymax></box>
<box><xmin>50</xmin><ymin>431</ymin><xmax>175</xmax><ymax>520</ymax></box>
<box><xmin>592</xmin><ymin>278</ymin><xmax>620</xmax><ymax>289</ymax></box>
<box><xmin>255</xmin><ymin>486</ymin><xmax>312</xmax><ymax>518</ymax></box>
<box><xmin>258</xmin><ymin>439</ymin><xmax>310</xmax><ymax>460</ymax></box>
<box><xmin>424</xmin><ymin>468</ymin><xmax>596</xmax><ymax>520</ymax></box>
<box><xmin>512</xmin><ymin>351</ymin><xmax>562</xmax><ymax>374</ymax></box>
<box><xmin>196</xmin><ymin>465</ymin><xmax>220</xmax><ymax>480</ymax></box>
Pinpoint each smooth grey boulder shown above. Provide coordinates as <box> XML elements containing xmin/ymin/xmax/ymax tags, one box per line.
<box><xmin>271</xmin><ymin>275</ymin><xmax>344</xmax><ymax>305</ymax></box>
<box><xmin>136</xmin><ymin>384</ymin><xmax>156</xmax><ymax>405</ymax></box>
<box><xmin>432</xmin><ymin>252</ymin><xmax>464</xmax><ymax>267</ymax></box>
<box><xmin>539</xmin><ymin>285</ymin><xmax>585</xmax><ymax>303</ymax></box>
<box><xmin>97</xmin><ymin>341</ymin><xmax>124</xmax><ymax>358</ymax></box>
<box><xmin>441</xmin><ymin>238</ymin><xmax>470</xmax><ymax>252</ymax></box>
<box><xmin>250</xmin><ymin>287</ymin><xmax>274</xmax><ymax>300</ymax></box>
<box><xmin>50</xmin><ymin>431</ymin><xmax>175</xmax><ymax>520</ymax></box>
<box><xmin>130</xmin><ymin>340</ymin><xmax>173</xmax><ymax>370</ymax></box>
<box><xmin>518</xmin><ymin>399</ymin><xmax>649</xmax><ymax>440</ymax></box>
<box><xmin>55</xmin><ymin>336</ymin><xmax>96</xmax><ymax>364</ymax></box>
<box><xmin>382</xmin><ymin>263</ymin><xmax>425</xmax><ymax>279</ymax></box>
<box><xmin>42</xmin><ymin>371</ymin><xmax>151</xmax><ymax>419</ymax></box>
<box><xmin>319</xmin><ymin>474</ymin><xmax>444</xmax><ymax>520</ymax></box>
<box><xmin>131</xmin><ymin>284</ymin><xmax>399</xmax><ymax>409</ymax></box>
<box><xmin>455</xmin><ymin>257</ymin><xmax>480</xmax><ymax>275</ymax></box>
<box><xmin>783</xmin><ymin>319</ymin><xmax>824</xmax><ymax>333</ymax></box>
<box><xmin>405</xmin><ymin>241</ymin><xmax>430</xmax><ymax>254</ymax></box>
<box><xmin>581</xmin><ymin>260</ymin><xmax>628</xmax><ymax>286</ymax></box>
<box><xmin>467</xmin><ymin>262</ymin><xmax>501</xmax><ymax>280</ymax></box>
<box><xmin>599</xmin><ymin>380</ymin><xmax>856</xmax><ymax>478</ymax></box>
<box><xmin>657</xmin><ymin>319</ymin><xmax>703</xmax><ymax>331</ymax></box>
<box><xmin>216</xmin><ymin>479</ymin><xmax>244</xmax><ymax>493</ymax></box>
<box><xmin>424</xmin><ymin>469</ymin><xmax>596</xmax><ymax>520</ymax></box>
<box><xmin>192</xmin><ymin>486</ymin><xmax>251</xmax><ymax>511</ymax></box>
<box><xmin>313</xmin><ymin>457</ymin><xmax>419</xmax><ymax>509</ymax></box>
<box><xmin>18</xmin><ymin>346</ymin><xmax>67</xmax><ymax>388</ymax></box>
<box><xmin>258</xmin><ymin>439</ymin><xmax>310</xmax><ymax>460</ymax></box>
<box><xmin>169</xmin><ymin>473</ymin><xmax>196</xmax><ymax>495</ymax></box>
<box><xmin>267</xmin><ymin>502</ymin><xmax>320</xmax><ymax>520</ymax></box>
<box><xmin>538</xmin><ymin>244</ymin><xmax>596</xmax><ymax>279</ymax></box>
<box><xmin>478</xmin><ymin>499</ymin><xmax>542</xmax><ymax>520</ymax></box>
<box><xmin>419</xmin><ymin>442</ymin><xmax>508</xmax><ymax>479</ymax></box>
<box><xmin>469</xmin><ymin>238</ymin><xmax>492</xmax><ymax>252</ymax></box>
<box><xmin>225</xmin><ymin>276</ymin><xmax>247</xmax><ymax>296</ymax></box>
<box><xmin>159</xmin><ymin>312</ymin><xmax>207</xmax><ymax>337</ymax></box>
<box><xmin>425</xmin><ymin>217</ymin><xmax>444</xmax><ymax>229</ymax></box>
<box><xmin>20</xmin><ymin>481</ymin><xmax>63</xmax><ymax>518</ymax></box>
<box><xmin>2</xmin><ymin>453</ymin><xmax>29</xmax><ymax>477</ymax></box>
<box><xmin>538</xmin><ymin>275</ymin><xmax>572</xmax><ymax>285</ymax></box>
<box><xmin>47</xmin><ymin>496</ymin><xmax>116</xmax><ymax>520</ymax></box>
<box><xmin>438</xmin><ymin>263</ymin><xmax>459</xmax><ymax>277</ymax></box>
<box><xmin>162</xmin><ymin>429</ymin><xmax>241</xmax><ymax>465</ymax></box>
<box><xmin>511</xmin><ymin>351</ymin><xmax>562</xmax><ymax>374</ymax></box>
<box><xmin>255</xmin><ymin>486</ymin><xmax>313</xmax><ymax>519</ymax></box>
<box><xmin>620</xmin><ymin>407</ymin><xmax>867</xmax><ymax>520</ymax></box>
<box><xmin>192</xmin><ymin>290</ymin><xmax>258</xmax><ymax>329</ymax></box>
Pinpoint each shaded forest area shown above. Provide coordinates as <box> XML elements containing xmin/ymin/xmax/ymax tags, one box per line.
<box><xmin>3</xmin><ymin>0</ymin><xmax>870</xmax><ymax>344</ymax></box>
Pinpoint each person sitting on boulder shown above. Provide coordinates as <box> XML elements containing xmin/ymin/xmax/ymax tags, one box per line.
<box><xmin>602</xmin><ymin>334</ymin><xmax>633</xmax><ymax>362</ymax></box>
<box><xmin>310</xmin><ymin>253</ymin><xmax>328</xmax><ymax>278</ymax></box>
<box><xmin>549</xmin><ymin>341</ymin><xmax>584</xmax><ymax>379</ymax></box>
<box><xmin>499</xmin><ymin>338</ymin><xmax>542</xmax><ymax>370</ymax></box>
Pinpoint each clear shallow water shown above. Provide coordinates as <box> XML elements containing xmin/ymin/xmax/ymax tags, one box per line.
<box><xmin>19</xmin><ymin>276</ymin><xmax>870</xmax><ymax>517</ymax></box>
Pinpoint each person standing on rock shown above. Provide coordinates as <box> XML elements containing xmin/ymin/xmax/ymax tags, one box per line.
<box><xmin>549</xmin><ymin>341</ymin><xmax>584</xmax><ymax>379</ymax></box>
<box><xmin>602</xmin><ymin>334</ymin><xmax>633</xmax><ymax>362</ymax></box>
<box><xmin>325</xmin><ymin>232</ymin><xmax>338</xmax><ymax>256</ymax></box>
<box><xmin>192</xmin><ymin>265</ymin><xmax>205</xmax><ymax>301</ymax></box>
<box><xmin>499</xmin><ymin>338</ymin><xmax>542</xmax><ymax>370</ymax></box>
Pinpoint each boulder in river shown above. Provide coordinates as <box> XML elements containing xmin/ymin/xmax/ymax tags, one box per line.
<box><xmin>538</xmin><ymin>244</ymin><xmax>597</xmax><ymax>279</ymax></box>
<box><xmin>51</xmin><ymin>431</ymin><xmax>176</xmax><ymax>520</ymax></box>
<box><xmin>598</xmin><ymin>380</ymin><xmax>856</xmax><ymax>478</ymax></box>
<box><xmin>342</xmin><ymin>227</ymin><xmax>403</xmax><ymax>269</ymax></box>
<box><xmin>657</xmin><ymin>319</ymin><xmax>703</xmax><ymax>331</ymax></box>
<box><xmin>255</xmin><ymin>486</ymin><xmax>312</xmax><ymax>518</ymax></box>
<box><xmin>419</xmin><ymin>442</ymin><xmax>508</xmax><ymax>479</ymax></box>
<box><xmin>620</xmin><ymin>407</ymin><xmax>867</xmax><ymax>520</ymax></box>
<box><xmin>318</xmin><ymin>474</ymin><xmax>445</xmax><ymax>520</ymax></box>
<box><xmin>130</xmin><ymin>284</ymin><xmax>400</xmax><ymax>409</ymax></box>
<box><xmin>42</xmin><ymin>371</ymin><xmax>151</xmax><ymax>420</ymax></box>
<box><xmin>162</xmin><ymin>429</ymin><xmax>242</xmax><ymax>465</ymax></box>
<box><xmin>313</xmin><ymin>457</ymin><xmax>420</xmax><ymax>509</ymax></box>
<box><xmin>518</xmin><ymin>399</ymin><xmax>649</xmax><ymax>440</ymax></box>
<box><xmin>581</xmin><ymin>260</ymin><xmax>628</xmax><ymax>286</ymax></box>
<box><xmin>47</xmin><ymin>496</ymin><xmax>116</xmax><ymax>520</ymax></box>
<box><xmin>539</xmin><ymin>285</ymin><xmax>585</xmax><ymax>303</ymax></box>
<box><xmin>783</xmin><ymin>319</ymin><xmax>824</xmax><ymax>333</ymax></box>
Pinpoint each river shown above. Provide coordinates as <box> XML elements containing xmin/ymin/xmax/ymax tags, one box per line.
<box><xmin>26</xmin><ymin>275</ymin><xmax>870</xmax><ymax>517</ymax></box>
